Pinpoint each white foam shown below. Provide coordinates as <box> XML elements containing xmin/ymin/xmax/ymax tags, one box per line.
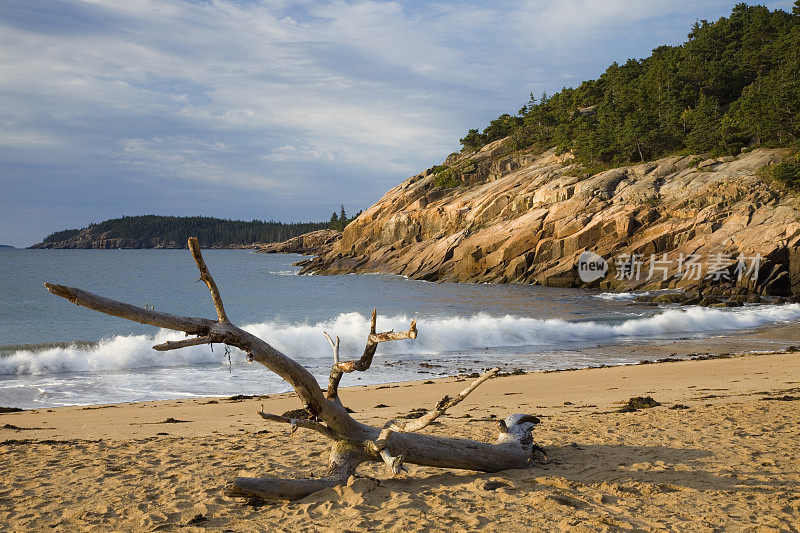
<box><xmin>2</xmin><ymin>304</ymin><xmax>799</xmax><ymax>376</ymax></box>
<box><xmin>0</xmin><ymin>330</ymin><xmax>222</xmax><ymax>375</ymax></box>
<box><xmin>594</xmin><ymin>292</ymin><xmax>649</xmax><ymax>301</ymax></box>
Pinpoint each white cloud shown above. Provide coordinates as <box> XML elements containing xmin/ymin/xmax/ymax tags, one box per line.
<box><xmin>0</xmin><ymin>0</ymin><xmax>794</xmax><ymax>246</ymax></box>
<box><xmin>118</xmin><ymin>135</ymin><xmax>284</xmax><ymax>191</ymax></box>
<box><xmin>264</xmin><ymin>145</ymin><xmax>337</xmax><ymax>163</ymax></box>
<box><xmin>0</xmin><ymin>127</ymin><xmax>64</xmax><ymax>149</ymax></box>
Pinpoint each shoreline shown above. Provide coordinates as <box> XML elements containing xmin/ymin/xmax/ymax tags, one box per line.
<box><xmin>2</xmin><ymin>343</ymin><xmax>799</xmax><ymax>437</ymax></box>
<box><xmin>2</xmin><ymin>319</ymin><xmax>800</xmax><ymax>411</ymax></box>
<box><xmin>2</xmin><ymin>344</ymin><xmax>799</xmax><ymax>530</ymax></box>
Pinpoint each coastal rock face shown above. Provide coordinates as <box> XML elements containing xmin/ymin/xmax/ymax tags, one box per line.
<box><xmin>256</xmin><ymin>229</ymin><xmax>341</xmax><ymax>255</ymax></box>
<box><xmin>303</xmin><ymin>142</ymin><xmax>800</xmax><ymax>295</ymax></box>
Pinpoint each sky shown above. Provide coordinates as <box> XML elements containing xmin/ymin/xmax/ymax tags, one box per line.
<box><xmin>0</xmin><ymin>0</ymin><xmax>794</xmax><ymax>247</ymax></box>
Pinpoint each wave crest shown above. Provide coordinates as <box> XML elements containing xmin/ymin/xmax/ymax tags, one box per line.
<box><xmin>2</xmin><ymin>304</ymin><xmax>799</xmax><ymax>376</ymax></box>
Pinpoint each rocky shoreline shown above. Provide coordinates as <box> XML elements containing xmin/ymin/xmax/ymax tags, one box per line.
<box><xmin>629</xmin><ymin>284</ymin><xmax>800</xmax><ymax>307</ymax></box>
<box><xmin>254</xmin><ymin>229</ymin><xmax>340</xmax><ymax>256</ymax></box>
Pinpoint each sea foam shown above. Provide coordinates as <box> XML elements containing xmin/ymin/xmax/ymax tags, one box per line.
<box><xmin>594</xmin><ymin>292</ymin><xmax>649</xmax><ymax>301</ymax></box>
<box><xmin>2</xmin><ymin>304</ymin><xmax>799</xmax><ymax>376</ymax></box>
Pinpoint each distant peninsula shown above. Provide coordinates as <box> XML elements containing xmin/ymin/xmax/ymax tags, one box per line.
<box><xmin>30</xmin><ymin>215</ymin><xmax>330</xmax><ymax>249</ymax></box>
<box><xmin>0</xmin><ymin>245</ymin><xmax>14</xmax><ymax>249</ymax></box>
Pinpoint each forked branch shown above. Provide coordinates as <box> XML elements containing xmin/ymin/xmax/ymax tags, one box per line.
<box><xmin>322</xmin><ymin>331</ymin><xmax>340</xmax><ymax>364</ymax></box>
<box><xmin>326</xmin><ymin>309</ymin><xmax>417</xmax><ymax>399</ymax></box>
<box><xmin>390</xmin><ymin>367</ymin><xmax>499</xmax><ymax>434</ymax></box>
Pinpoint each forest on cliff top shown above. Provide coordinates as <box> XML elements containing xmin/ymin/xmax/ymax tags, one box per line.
<box><xmin>461</xmin><ymin>3</ymin><xmax>800</xmax><ymax>172</ymax></box>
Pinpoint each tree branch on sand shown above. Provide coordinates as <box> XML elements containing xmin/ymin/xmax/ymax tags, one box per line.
<box><xmin>45</xmin><ymin>237</ymin><xmax>545</xmax><ymax>501</ymax></box>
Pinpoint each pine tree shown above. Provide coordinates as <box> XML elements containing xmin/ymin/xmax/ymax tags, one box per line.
<box><xmin>685</xmin><ymin>94</ymin><xmax>722</xmax><ymax>153</ymax></box>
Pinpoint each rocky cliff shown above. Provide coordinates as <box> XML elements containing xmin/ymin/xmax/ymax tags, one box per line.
<box><xmin>302</xmin><ymin>141</ymin><xmax>800</xmax><ymax>296</ymax></box>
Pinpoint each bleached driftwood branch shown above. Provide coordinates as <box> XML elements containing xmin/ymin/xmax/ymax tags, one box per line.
<box><xmin>152</xmin><ymin>335</ymin><xmax>213</xmax><ymax>351</ymax></box>
<box><xmin>188</xmin><ymin>237</ymin><xmax>228</xmax><ymax>323</ymax></box>
<box><xmin>257</xmin><ymin>409</ymin><xmax>336</xmax><ymax>439</ymax></box>
<box><xmin>390</xmin><ymin>367</ymin><xmax>499</xmax><ymax>433</ymax></box>
<box><xmin>368</xmin><ymin>367</ymin><xmax>500</xmax><ymax>475</ymax></box>
<box><xmin>45</xmin><ymin>237</ymin><xmax>544</xmax><ymax>501</ymax></box>
<box><xmin>322</xmin><ymin>331</ymin><xmax>340</xmax><ymax>364</ymax></box>
<box><xmin>326</xmin><ymin>309</ymin><xmax>417</xmax><ymax>400</ymax></box>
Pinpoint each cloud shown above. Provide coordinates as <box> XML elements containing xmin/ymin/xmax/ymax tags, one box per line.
<box><xmin>0</xmin><ymin>0</ymin><xmax>794</xmax><ymax>246</ymax></box>
<box><xmin>0</xmin><ymin>127</ymin><xmax>65</xmax><ymax>149</ymax></box>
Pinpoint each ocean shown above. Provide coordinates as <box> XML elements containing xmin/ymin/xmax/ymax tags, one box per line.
<box><xmin>1</xmin><ymin>248</ymin><xmax>799</xmax><ymax>409</ymax></box>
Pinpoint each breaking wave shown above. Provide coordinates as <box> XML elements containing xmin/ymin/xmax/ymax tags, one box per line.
<box><xmin>594</xmin><ymin>292</ymin><xmax>650</xmax><ymax>301</ymax></box>
<box><xmin>2</xmin><ymin>304</ymin><xmax>799</xmax><ymax>376</ymax></box>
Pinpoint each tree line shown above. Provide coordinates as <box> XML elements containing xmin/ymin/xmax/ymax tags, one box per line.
<box><xmin>41</xmin><ymin>215</ymin><xmax>332</xmax><ymax>247</ymax></box>
<box><xmin>460</xmin><ymin>3</ymin><xmax>800</xmax><ymax>173</ymax></box>
<box><xmin>40</xmin><ymin>208</ymin><xmax>370</xmax><ymax>248</ymax></box>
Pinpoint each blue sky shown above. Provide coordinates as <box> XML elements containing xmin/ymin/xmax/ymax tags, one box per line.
<box><xmin>0</xmin><ymin>0</ymin><xmax>793</xmax><ymax>246</ymax></box>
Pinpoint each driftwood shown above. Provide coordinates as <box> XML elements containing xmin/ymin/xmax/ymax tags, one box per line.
<box><xmin>45</xmin><ymin>237</ymin><xmax>545</xmax><ymax>501</ymax></box>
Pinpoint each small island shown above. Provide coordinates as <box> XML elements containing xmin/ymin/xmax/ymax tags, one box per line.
<box><xmin>29</xmin><ymin>215</ymin><xmax>330</xmax><ymax>249</ymax></box>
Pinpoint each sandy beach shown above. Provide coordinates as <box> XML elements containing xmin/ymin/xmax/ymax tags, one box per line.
<box><xmin>2</xmin><ymin>330</ymin><xmax>799</xmax><ymax>532</ymax></box>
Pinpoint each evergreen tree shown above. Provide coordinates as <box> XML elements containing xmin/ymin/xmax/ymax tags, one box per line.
<box><xmin>684</xmin><ymin>93</ymin><xmax>723</xmax><ymax>153</ymax></box>
<box><xmin>459</xmin><ymin>129</ymin><xmax>484</xmax><ymax>151</ymax></box>
<box><xmin>456</xmin><ymin>3</ymin><xmax>800</xmax><ymax>166</ymax></box>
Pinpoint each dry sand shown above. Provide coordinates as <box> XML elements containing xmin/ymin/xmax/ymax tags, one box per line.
<box><xmin>1</xmin><ymin>332</ymin><xmax>800</xmax><ymax>531</ymax></box>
